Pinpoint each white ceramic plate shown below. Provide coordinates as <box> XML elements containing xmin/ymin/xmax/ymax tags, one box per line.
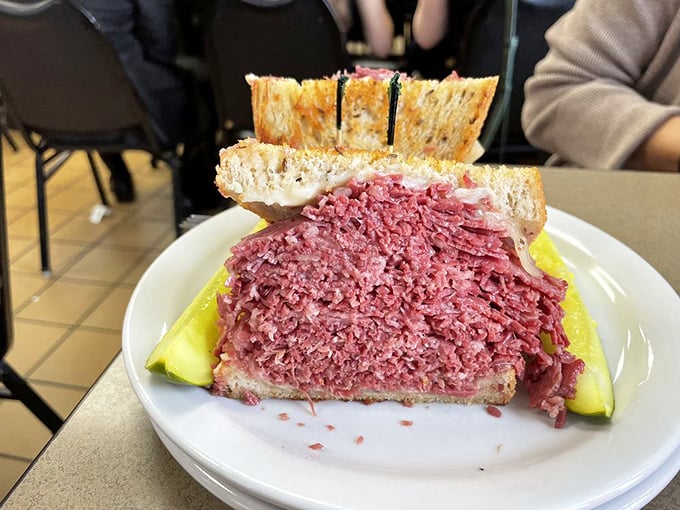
<box><xmin>123</xmin><ymin>206</ymin><xmax>680</xmax><ymax>510</ymax></box>
<box><xmin>162</xmin><ymin>429</ymin><xmax>680</xmax><ymax>510</ymax></box>
<box><xmin>153</xmin><ymin>423</ymin><xmax>285</xmax><ymax>510</ymax></box>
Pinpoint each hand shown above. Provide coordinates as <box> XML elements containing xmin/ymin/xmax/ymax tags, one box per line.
<box><xmin>626</xmin><ymin>115</ymin><xmax>680</xmax><ymax>172</ymax></box>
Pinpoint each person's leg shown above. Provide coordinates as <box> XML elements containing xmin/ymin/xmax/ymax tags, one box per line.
<box><xmin>98</xmin><ymin>152</ymin><xmax>136</xmax><ymax>203</ymax></box>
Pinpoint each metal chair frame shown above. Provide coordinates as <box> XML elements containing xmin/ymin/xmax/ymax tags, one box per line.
<box><xmin>0</xmin><ymin>139</ymin><xmax>63</xmax><ymax>434</ymax></box>
<box><xmin>0</xmin><ymin>0</ymin><xmax>185</xmax><ymax>276</ymax></box>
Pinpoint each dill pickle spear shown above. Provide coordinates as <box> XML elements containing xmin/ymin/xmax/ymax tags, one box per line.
<box><xmin>145</xmin><ymin>219</ymin><xmax>268</xmax><ymax>386</ymax></box>
<box><xmin>144</xmin><ymin>264</ymin><xmax>228</xmax><ymax>386</ymax></box>
<box><xmin>530</xmin><ymin>230</ymin><xmax>615</xmax><ymax>418</ymax></box>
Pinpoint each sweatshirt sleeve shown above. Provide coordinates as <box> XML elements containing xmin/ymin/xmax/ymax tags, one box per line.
<box><xmin>521</xmin><ymin>0</ymin><xmax>680</xmax><ymax>169</ymax></box>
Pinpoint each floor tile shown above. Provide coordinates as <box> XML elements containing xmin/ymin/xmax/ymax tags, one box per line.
<box><xmin>121</xmin><ymin>249</ymin><xmax>164</xmax><ymax>285</ymax></box>
<box><xmin>3</xmin><ymin>320</ymin><xmax>69</xmax><ymax>376</ymax></box>
<box><xmin>29</xmin><ymin>327</ymin><xmax>121</xmax><ymax>388</ymax></box>
<box><xmin>4</xmin><ymin>206</ymin><xmax>31</xmax><ymax>225</ymax></box>
<box><xmin>6</xmin><ymin>208</ymin><xmax>76</xmax><ymax>240</ymax></box>
<box><xmin>8</xmin><ymin>273</ymin><xmax>50</xmax><ymax>311</ymax></box>
<box><xmin>99</xmin><ymin>218</ymin><xmax>173</xmax><ymax>249</ymax></box>
<box><xmin>62</xmin><ymin>245</ymin><xmax>144</xmax><ymax>284</ymax></box>
<box><xmin>0</xmin><ymin>401</ymin><xmax>53</xmax><ymax>458</ymax></box>
<box><xmin>135</xmin><ymin>192</ymin><xmax>174</xmax><ymax>221</ymax></box>
<box><xmin>50</xmin><ymin>209</ymin><xmax>124</xmax><ymax>244</ymax></box>
<box><xmin>4</xmin><ymin>183</ymin><xmax>36</xmax><ymax>210</ymax></box>
<box><xmin>45</xmin><ymin>152</ymin><xmax>93</xmax><ymax>189</ymax></box>
<box><xmin>30</xmin><ymin>382</ymin><xmax>87</xmax><ymax>420</ymax></box>
<box><xmin>1</xmin><ymin>143</ymin><xmax>31</xmax><ymax>170</ymax></box>
<box><xmin>47</xmin><ymin>184</ymin><xmax>110</xmax><ymax>213</ymax></box>
<box><xmin>6</xmin><ymin>236</ymin><xmax>35</xmax><ymax>263</ymax></box>
<box><xmin>10</xmin><ymin>239</ymin><xmax>87</xmax><ymax>277</ymax></box>
<box><xmin>16</xmin><ymin>279</ymin><xmax>109</xmax><ymax>325</ymax></box>
<box><xmin>81</xmin><ymin>286</ymin><xmax>135</xmax><ymax>331</ymax></box>
<box><xmin>0</xmin><ymin>456</ymin><xmax>30</xmax><ymax>502</ymax></box>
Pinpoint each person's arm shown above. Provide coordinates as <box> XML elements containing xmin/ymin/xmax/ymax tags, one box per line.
<box><xmin>355</xmin><ymin>0</ymin><xmax>394</xmax><ymax>59</ymax></box>
<box><xmin>521</xmin><ymin>0</ymin><xmax>680</xmax><ymax>170</ymax></box>
<box><xmin>411</xmin><ymin>0</ymin><xmax>448</xmax><ymax>50</ymax></box>
<box><xmin>625</xmin><ymin>116</ymin><xmax>680</xmax><ymax>172</ymax></box>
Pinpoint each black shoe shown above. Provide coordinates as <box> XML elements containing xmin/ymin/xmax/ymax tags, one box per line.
<box><xmin>110</xmin><ymin>175</ymin><xmax>136</xmax><ymax>203</ymax></box>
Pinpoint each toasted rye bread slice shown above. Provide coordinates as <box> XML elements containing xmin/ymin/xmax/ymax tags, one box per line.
<box><xmin>212</xmin><ymin>360</ymin><xmax>517</xmax><ymax>406</ymax></box>
<box><xmin>216</xmin><ymin>138</ymin><xmax>547</xmax><ymax>242</ymax></box>
<box><xmin>248</xmin><ymin>73</ymin><xmax>498</xmax><ymax>163</ymax></box>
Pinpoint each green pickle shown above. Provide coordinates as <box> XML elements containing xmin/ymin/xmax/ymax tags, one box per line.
<box><xmin>145</xmin><ymin>219</ymin><xmax>268</xmax><ymax>386</ymax></box>
<box><xmin>144</xmin><ymin>264</ymin><xmax>228</xmax><ymax>386</ymax></box>
<box><xmin>530</xmin><ymin>230</ymin><xmax>615</xmax><ymax>418</ymax></box>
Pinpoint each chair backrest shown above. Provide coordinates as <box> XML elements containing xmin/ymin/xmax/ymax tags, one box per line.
<box><xmin>0</xmin><ymin>0</ymin><xmax>156</xmax><ymax>149</ymax></box>
<box><xmin>456</xmin><ymin>0</ymin><xmax>574</xmax><ymax>161</ymax></box>
<box><xmin>204</xmin><ymin>0</ymin><xmax>351</xmax><ymax>138</ymax></box>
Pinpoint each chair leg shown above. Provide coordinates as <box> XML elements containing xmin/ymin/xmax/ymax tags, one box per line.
<box><xmin>1</xmin><ymin>129</ymin><xmax>19</xmax><ymax>153</ymax></box>
<box><xmin>85</xmin><ymin>151</ymin><xmax>110</xmax><ymax>206</ymax></box>
<box><xmin>0</xmin><ymin>361</ymin><xmax>63</xmax><ymax>434</ymax></box>
<box><xmin>34</xmin><ymin>151</ymin><xmax>51</xmax><ymax>277</ymax></box>
<box><xmin>169</xmin><ymin>158</ymin><xmax>184</xmax><ymax>237</ymax></box>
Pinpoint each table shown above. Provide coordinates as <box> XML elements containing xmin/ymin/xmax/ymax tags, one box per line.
<box><xmin>2</xmin><ymin>167</ymin><xmax>679</xmax><ymax>510</ymax></box>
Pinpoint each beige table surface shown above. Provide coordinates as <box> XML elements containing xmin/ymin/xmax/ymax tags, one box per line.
<box><xmin>2</xmin><ymin>168</ymin><xmax>679</xmax><ymax>510</ymax></box>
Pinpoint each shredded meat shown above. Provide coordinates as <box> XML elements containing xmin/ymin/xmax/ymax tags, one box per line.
<box><xmin>215</xmin><ymin>175</ymin><xmax>583</xmax><ymax>426</ymax></box>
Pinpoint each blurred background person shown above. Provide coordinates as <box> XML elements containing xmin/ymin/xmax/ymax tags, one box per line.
<box><xmin>409</xmin><ymin>0</ymin><xmax>476</xmax><ymax>78</ymax></box>
<box><xmin>77</xmin><ymin>0</ymin><xmax>222</xmax><ymax>211</ymax></box>
<box><xmin>329</xmin><ymin>0</ymin><xmax>395</xmax><ymax>59</ymax></box>
<box><xmin>521</xmin><ymin>0</ymin><xmax>680</xmax><ymax>172</ymax></box>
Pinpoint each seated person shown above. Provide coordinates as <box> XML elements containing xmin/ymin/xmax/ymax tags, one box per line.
<box><xmin>78</xmin><ymin>0</ymin><xmax>221</xmax><ymax>210</ymax></box>
<box><xmin>409</xmin><ymin>0</ymin><xmax>476</xmax><ymax>79</ymax></box>
<box><xmin>521</xmin><ymin>0</ymin><xmax>680</xmax><ymax>172</ymax></box>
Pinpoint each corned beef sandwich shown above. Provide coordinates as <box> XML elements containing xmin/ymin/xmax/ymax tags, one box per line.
<box><xmin>247</xmin><ymin>68</ymin><xmax>498</xmax><ymax>163</ymax></box>
<box><xmin>211</xmin><ymin>139</ymin><xmax>584</xmax><ymax>426</ymax></box>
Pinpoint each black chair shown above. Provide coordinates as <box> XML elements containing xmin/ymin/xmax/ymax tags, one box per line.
<box><xmin>456</xmin><ymin>0</ymin><xmax>574</xmax><ymax>163</ymax></box>
<box><xmin>204</xmin><ymin>0</ymin><xmax>352</xmax><ymax>145</ymax></box>
<box><xmin>0</xmin><ymin>139</ymin><xmax>63</xmax><ymax>434</ymax></box>
<box><xmin>0</xmin><ymin>0</ymin><xmax>186</xmax><ymax>276</ymax></box>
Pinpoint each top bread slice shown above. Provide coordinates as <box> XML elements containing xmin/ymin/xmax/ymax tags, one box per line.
<box><xmin>247</xmin><ymin>73</ymin><xmax>498</xmax><ymax>163</ymax></box>
<box><xmin>216</xmin><ymin>138</ymin><xmax>547</xmax><ymax>242</ymax></box>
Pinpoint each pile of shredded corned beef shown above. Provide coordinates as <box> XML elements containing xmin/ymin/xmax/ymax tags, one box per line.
<box><xmin>215</xmin><ymin>175</ymin><xmax>584</xmax><ymax>427</ymax></box>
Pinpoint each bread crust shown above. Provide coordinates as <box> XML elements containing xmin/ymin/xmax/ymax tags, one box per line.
<box><xmin>248</xmin><ymin>74</ymin><xmax>498</xmax><ymax>163</ymax></box>
<box><xmin>217</xmin><ymin>139</ymin><xmax>547</xmax><ymax>241</ymax></box>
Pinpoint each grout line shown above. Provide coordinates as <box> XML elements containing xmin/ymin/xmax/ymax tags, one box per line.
<box><xmin>26</xmin><ymin>378</ymin><xmax>91</xmax><ymax>392</ymax></box>
<box><xmin>0</xmin><ymin>452</ymin><xmax>33</xmax><ymax>463</ymax></box>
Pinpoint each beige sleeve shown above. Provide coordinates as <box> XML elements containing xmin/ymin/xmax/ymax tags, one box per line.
<box><xmin>521</xmin><ymin>0</ymin><xmax>680</xmax><ymax>169</ymax></box>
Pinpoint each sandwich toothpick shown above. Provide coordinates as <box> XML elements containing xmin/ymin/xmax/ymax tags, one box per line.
<box><xmin>336</xmin><ymin>74</ymin><xmax>348</xmax><ymax>147</ymax></box>
<box><xmin>387</xmin><ymin>72</ymin><xmax>401</xmax><ymax>153</ymax></box>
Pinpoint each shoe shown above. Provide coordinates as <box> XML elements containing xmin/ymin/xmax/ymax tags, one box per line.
<box><xmin>110</xmin><ymin>174</ymin><xmax>136</xmax><ymax>203</ymax></box>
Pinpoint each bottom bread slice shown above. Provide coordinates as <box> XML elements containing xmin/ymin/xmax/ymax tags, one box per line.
<box><xmin>212</xmin><ymin>361</ymin><xmax>517</xmax><ymax>406</ymax></box>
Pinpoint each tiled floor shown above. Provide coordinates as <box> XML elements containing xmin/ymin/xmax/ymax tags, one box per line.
<box><xmin>0</xmin><ymin>132</ymin><xmax>176</xmax><ymax>499</ymax></box>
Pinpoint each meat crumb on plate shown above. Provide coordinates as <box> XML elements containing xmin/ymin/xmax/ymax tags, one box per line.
<box><xmin>486</xmin><ymin>405</ymin><xmax>502</xmax><ymax>418</ymax></box>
